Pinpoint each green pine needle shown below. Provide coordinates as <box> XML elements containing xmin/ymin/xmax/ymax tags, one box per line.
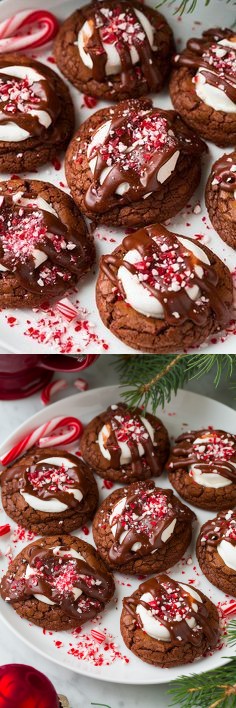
<box><xmin>168</xmin><ymin>659</ymin><xmax>236</xmax><ymax>707</ymax></box>
<box><xmin>115</xmin><ymin>354</ymin><xmax>236</xmax><ymax>414</ymax></box>
<box><xmin>156</xmin><ymin>0</ymin><xmax>231</xmax><ymax>15</ymax></box>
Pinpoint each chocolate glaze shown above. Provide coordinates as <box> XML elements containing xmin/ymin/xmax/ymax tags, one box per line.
<box><xmin>100</xmin><ymin>403</ymin><xmax>162</xmax><ymax>477</ymax></box>
<box><xmin>100</xmin><ymin>223</ymin><xmax>229</xmax><ymax>326</ymax></box>
<box><xmin>85</xmin><ymin>99</ymin><xmax>205</xmax><ymax>213</ymax></box>
<box><xmin>168</xmin><ymin>429</ymin><xmax>236</xmax><ymax>483</ymax></box>
<box><xmin>0</xmin><ymin>59</ymin><xmax>60</xmax><ymax>139</ymax></box>
<box><xmin>200</xmin><ymin>509</ymin><xmax>236</xmax><ymax>547</ymax></box>
<box><xmin>0</xmin><ymin>188</ymin><xmax>89</xmax><ymax>296</ymax></box>
<box><xmin>174</xmin><ymin>28</ymin><xmax>236</xmax><ymax>104</ymax></box>
<box><xmin>123</xmin><ymin>574</ymin><xmax>218</xmax><ymax>646</ymax></box>
<box><xmin>211</xmin><ymin>152</ymin><xmax>236</xmax><ymax>193</ymax></box>
<box><xmin>84</xmin><ymin>1</ymin><xmax>162</xmax><ymax>89</ymax></box>
<box><xmin>1</xmin><ymin>543</ymin><xmax>113</xmax><ymax>622</ymax></box>
<box><xmin>108</xmin><ymin>481</ymin><xmax>194</xmax><ymax>564</ymax></box>
<box><xmin>1</xmin><ymin>451</ymin><xmax>89</xmax><ymax>510</ymax></box>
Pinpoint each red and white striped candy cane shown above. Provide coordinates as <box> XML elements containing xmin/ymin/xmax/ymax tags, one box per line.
<box><xmin>0</xmin><ymin>416</ymin><xmax>83</xmax><ymax>467</ymax></box>
<box><xmin>0</xmin><ymin>10</ymin><xmax>58</xmax><ymax>53</ymax></box>
<box><xmin>41</xmin><ymin>379</ymin><xmax>68</xmax><ymax>406</ymax></box>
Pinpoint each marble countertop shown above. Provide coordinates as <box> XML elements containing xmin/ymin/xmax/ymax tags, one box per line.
<box><xmin>0</xmin><ymin>355</ymin><xmax>235</xmax><ymax>708</ymax></box>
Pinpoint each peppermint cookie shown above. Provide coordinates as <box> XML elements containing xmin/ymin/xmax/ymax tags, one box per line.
<box><xmin>197</xmin><ymin>509</ymin><xmax>236</xmax><ymax>596</ymax></box>
<box><xmin>96</xmin><ymin>223</ymin><xmax>233</xmax><ymax>353</ymax></box>
<box><xmin>79</xmin><ymin>402</ymin><xmax>169</xmax><ymax>484</ymax></box>
<box><xmin>206</xmin><ymin>151</ymin><xmax>236</xmax><ymax>250</ymax></box>
<box><xmin>1</xmin><ymin>447</ymin><xmax>99</xmax><ymax>535</ymax></box>
<box><xmin>0</xmin><ymin>535</ymin><xmax>115</xmax><ymax>631</ymax></box>
<box><xmin>93</xmin><ymin>480</ymin><xmax>195</xmax><ymax>575</ymax></box>
<box><xmin>0</xmin><ymin>54</ymin><xmax>74</xmax><ymax>172</ymax></box>
<box><xmin>169</xmin><ymin>28</ymin><xmax>236</xmax><ymax>146</ymax></box>
<box><xmin>65</xmin><ymin>98</ymin><xmax>206</xmax><ymax>227</ymax></box>
<box><xmin>167</xmin><ymin>429</ymin><xmax>236</xmax><ymax>511</ymax></box>
<box><xmin>0</xmin><ymin>178</ymin><xmax>94</xmax><ymax>308</ymax></box>
<box><xmin>120</xmin><ymin>574</ymin><xmax>219</xmax><ymax>667</ymax></box>
<box><xmin>54</xmin><ymin>0</ymin><xmax>174</xmax><ymax>102</ymax></box>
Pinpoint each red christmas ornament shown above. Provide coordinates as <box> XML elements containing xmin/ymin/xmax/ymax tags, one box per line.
<box><xmin>0</xmin><ymin>665</ymin><xmax>62</xmax><ymax>707</ymax></box>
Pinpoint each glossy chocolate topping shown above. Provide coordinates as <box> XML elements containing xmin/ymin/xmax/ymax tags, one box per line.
<box><xmin>0</xmin><ymin>189</ymin><xmax>88</xmax><ymax>296</ymax></box>
<box><xmin>174</xmin><ymin>28</ymin><xmax>236</xmax><ymax>103</ymax></box>
<box><xmin>0</xmin><ymin>59</ymin><xmax>60</xmax><ymax>139</ymax></box>
<box><xmin>211</xmin><ymin>152</ymin><xmax>236</xmax><ymax>193</ymax></box>
<box><xmin>123</xmin><ymin>574</ymin><xmax>218</xmax><ymax>646</ymax></box>
<box><xmin>200</xmin><ymin>509</ymin><xmax>236</xmax><ymax>547</ymax></box>
<box><xmin>168</xmin><ymin>429</ymin><xmax>236</xmax><ymax>483</ymax></box>
<box><xmin>83</xmin><ymin>1</ymin><xmax>162</xmax><ymax>89</ymax></box>
<box><xmin>100</xmin><ymin>402</ymin><xmax>162</xmax><ymax>476</ymax></box>
<box><xmin>109</xmin><ymin>481</ymin><xmax>194</xmax><ymax>564</ymax></box>
<box><xmin>1</xmin><ymin>543</ymin><xmax>113</xmax><ymax>621</ymax></box>
<box><xmin>100</xmin><ymin>223</ymin><xmax>229</xmax><ymax>326</ymax></box>
<box><xmin>1</xmin><ymin>450</ymin><xmax>89</xmax><ymax>510</ymax></box>
<box><xmin>85</xmin><ymin>99</ymin><xmax>205</xmax><ymax>212</ymax></box>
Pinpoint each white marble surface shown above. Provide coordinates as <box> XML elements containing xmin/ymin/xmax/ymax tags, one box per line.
<box><xmin>0</xmin><ymin>355</ymin><xmax>235</xmax><ymax>707</ymax></box>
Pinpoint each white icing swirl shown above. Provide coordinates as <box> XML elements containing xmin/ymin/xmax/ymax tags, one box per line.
<box><xmin>217</xmin><ymin>539</ymin><xmax>236</xmax><ymax>570</ymax></box>
<box><xmin>25</xmin><ymin>546</ymin><xmax>83</xmax><ymax>605</ymax></box>
<box><xmin>0</xmin><ymin>65</ymin><xmax>52</xmax><ymax>141</ymax></box>
<box><xmin>117</xmin><ymin>237</ymin><xmax>210</xmax><ymax>319</ymax></box>
<box><xmin>20</xmin><ymin>456</ymin><xmax>83</xmax><ymax>513</ymax></box>
<box><xmin>98</xmin><ymin>415</ymin><xmax>154</xmax><ymax>464</ymax></box>
<box><xmin>194</xmin><ymin>38</ymin><xmax>236</xmax><ymax>113</ymax></box>
<box><xmin>136</xmin><ymin>584</ymin><xmax>202</xmax><ymax>641</ymax></box>
<box><xmin>77</xmin><ymin>8</ymin><xmax>156</xmax><ymax>76</ymax></box>
<box><xmin>109</xmin><ymin>497</ymin><xmax>177</xmax><ymax>552</ymax></box>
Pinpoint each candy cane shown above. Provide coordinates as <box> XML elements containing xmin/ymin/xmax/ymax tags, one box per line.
<box><xmin>0</xmin><ymin>416</ymin><xmax>83</xmax><ymax>467</ymax></box>
<box><xmin>41</xmin><ymin>378</ymin><xmax>68</xmax><ymax>405</ymax></box>
<box><xmin>222</xmin><ymin>602</ymin><xmax>236</xmax><ymax>617</ymax></box>
<box><xmin>56</xmin><ymin>298</ymin><xmax>78</xmax><ymax>323</ymax></box>
<box><xmin>0</xmin><ymin>10</ymin><xmax>59</xmax><ymax>53</ymax></box>
<box><xmin>74</xmin><ymin>378</ymin><xmax>88</xmax><ymax>392</ymax></box>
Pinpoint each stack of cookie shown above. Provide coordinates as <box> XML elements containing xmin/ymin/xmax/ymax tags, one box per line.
<box><xmin>0</xmin><ymin>1</ymin><xmax>235</xmax><ymax>350</ymax></box>
<box><xmin>1</xmin><ymin>403</ymin><xmax>235</xmax><ymax>667</ymax></box>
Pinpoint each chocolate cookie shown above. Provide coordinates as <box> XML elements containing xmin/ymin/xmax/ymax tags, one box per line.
<box><xmin>169</xmin><ymin>28</ymin><xmax>236</xmax><ymax>146</ymax></box>
<box><xmin>0</xmin><ymin>54</ymin><xmax>74</xmax><ymax>172</ymax></box>
<box><xmin>65</xmin><ymin>98</ymin><xmax>206</xmax><ymax>227</ymax></box>
<box><xmin>54</xmin><ymin>0</ymin><xmax>174</xmax><ymax>102</ymax></box>
<box><xmin>93</xmin><ymin>480</ymin><xmax>195</xmax><ymax>575</ymax></box>
<box><xmin>206</xmin><ymin>151</ymin><xmax>236</xmax><ymax>250</ymax></box>
<box><xmin>0</xmin><ymin>178</ymin><xmax>95</xmax><ymax>308</ymax></box>
<box><xmin>0</xmin><ymin>535</ymin><xmax>115</xmax><ymax>631</ymax></box>
<box><xmin>196</xmin><ymin>509</ymin><xmax>236</xmax><ymax>597</ymax></box>
<box><xmin>120</xmin><ymin>574</ymin><xmax>219</xmax><ymax>667</ymax></box>
<box><xmin>96</xmin><ymin>223</ymin><xmax>233</xmax><ymax>353</ymax></box>
<box><xmin>79</xmin><ymin>402</ymin><xmax>169</xmax><ymax>484</ymax></box>
<box><xmin>1</xmin><ymin>447</ymin><xmax>99</xmax><ymax>535</ymax></box>
<box><xmin>167</xmin><ymin>429</ymin><xmax>236</xmax><ymax>511</ymax></box>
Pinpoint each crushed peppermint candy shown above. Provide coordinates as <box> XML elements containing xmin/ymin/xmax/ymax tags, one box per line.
<box><xmin>98</xmin><ymin>6</ymin><xmax>146</xmax><ymax>47</ymax></box>
<box><xmin>0</xmin><ymin>75</ymin><xmax>41</xmax><ymax>116</ymax></box>
<box><xmin>110</xmin><ymin>488</ymin><xmax>172</xmax><ymax>540</ymax></box>
<box><xmin>143</xmin><ymin>580</ymin><xmax>195</xmax><ymax>624</ymax></box>
<box><xmin>111</xmin><ymin>413</ymin><xmax>150</xmax><ymax>446</ymax></box>
<box><xmin>192</xmin><ymin>433</ymin><xmax>235</xmax><ymax>464</ymax></box>
<box><xmin>201</xmin><ymin>39</ymin><xmax>236</xmax><ymax>82</ymax></box>
<box><xmin>27</xmin><ymin>461</ymin><xmax>77</xmax><ymax>495</ymax></box>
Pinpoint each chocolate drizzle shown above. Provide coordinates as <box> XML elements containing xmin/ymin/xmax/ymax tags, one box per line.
<box><xmin>0</xmin><ymin>60</ymin><xmax>60</xmax><ymax>138</ymax></box>
<box><xmin>211</xmin><ymin>152</ymin><xmax>236</xmax><ymax>193</ymax></box>
<box><xmin>1</xmin><ymin>543</ymin><xmax>113</xmax><ymax>622</ymax></box>
<box><xmin>100</xmin><ymin>223</ymin><xmax>229</xmax><ymax>326</ymax></box>
<box><xmin>108</xmin><ymin>481</ymin><xmax>194</xmax><ymax>564</ymax></box>
<box><xmin>123</xmin><ymin>574</ymin><xmax>218</xmax><ymax>646</ymax></box>
<box><xmin>85</xmin><ymin>99</ymin><xmax>205</xmax><ymax>213</ymax></box>
<box><xmin>200</xmin><ymin>509</ymin><xmax>236</xmax><ymax>548</ymax></box>
<box><xmin>83</xmin><ymin>2</ymin><xmax>161</xmax><ymax>90</ymax></box>
<box><xmin>1</xmin><ymin>450</ymin><xmax>89</xmax><ymax>510</ymax></box>
<box><xmin>100</xmin><ymin>403</ymin><xmax>162</xmax><ymax>477</ymax></box>
<box><xmin>0</xmin><ymin>189</ymin><xmax>89</xmax><ymax>296</ymax></box>
<box><xmin>174</xmin><ymin>28</ymin><xmax>236</xmax><ymax>105</ymax></box>
<box><xmin>168</xmin><ymin>429</ymin><xmax>236</xmax><ymax>483</ymax></box>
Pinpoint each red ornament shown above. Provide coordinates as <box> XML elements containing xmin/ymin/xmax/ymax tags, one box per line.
<box><xmin>0</xmin><ymin>665</ymin><xmax>60</xmax><ymax>707</ymax></box>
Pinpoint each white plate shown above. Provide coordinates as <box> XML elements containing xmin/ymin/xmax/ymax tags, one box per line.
<box><xmin>0</xmin><ymin>384</ymin><xmax>235</xmax><ymax>684</ymax></box>
<box><xmin>0</xmin><ymin>0</ymin><xmax>235</xmax><ymax>354</ymax></box>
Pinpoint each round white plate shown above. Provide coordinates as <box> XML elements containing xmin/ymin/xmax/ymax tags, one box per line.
<box><xmin>0</xmin><ymin>0</ymin><xmax>235</xmax><ymax>353</ymax></box>
<box><xmin>0</xmin><ymin>384</ymin><xmax>235</xmax><ymax>684</ymax></box>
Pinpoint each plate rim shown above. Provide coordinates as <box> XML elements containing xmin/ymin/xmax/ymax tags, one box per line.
<box><xmin>0</xmin><ymin>385</ymin><xmax>235</xmax><ymax>684</ymax></box>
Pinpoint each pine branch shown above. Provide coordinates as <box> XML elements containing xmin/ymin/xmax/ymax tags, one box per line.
<box><xmin>116</xmin><ymin>355</ymin><xmax>236</xmax><ymax>414</ymax></box>
<box><xmin>168</xmin><ymin>660</ymin><xmax>236</xmax><ymax>708</ymax></box>
<box><xmin>156</xmin><ymin>0</ymin><xmax>231</xmax><ymax>15</ymax></box>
